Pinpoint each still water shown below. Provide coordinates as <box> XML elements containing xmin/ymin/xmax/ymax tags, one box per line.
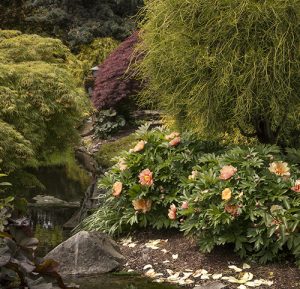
<box><xmin>29</xmin><ymin>206</ymin><xmax>181</xmax><ymax>289</ymax></box>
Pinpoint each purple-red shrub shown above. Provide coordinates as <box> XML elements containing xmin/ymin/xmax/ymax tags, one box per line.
<box><xmin>91</xmin><ymin>31</ymin><xmax>142</xmax><ymax>110</ymax></box>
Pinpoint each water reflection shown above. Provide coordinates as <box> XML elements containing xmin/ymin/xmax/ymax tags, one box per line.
<box><xmin>69</xmin><ymin>275</ymin><xmax>181</xmax><ymax>289</ymax></box>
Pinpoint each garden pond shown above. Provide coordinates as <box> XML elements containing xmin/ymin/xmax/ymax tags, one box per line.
<box><xmin>26</xmin><ymin>167</ymin><xmax>181</xmax><ymax>289</ymax></box>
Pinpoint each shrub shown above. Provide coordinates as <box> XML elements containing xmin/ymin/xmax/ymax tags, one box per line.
<box><xmin>138</xmin><ymin>0</ymin><xmax>300</xmax><ymax>145</ymax></box>
<box><xmin>80</xmin><ymin>125</ymin><xmax>222</xmax><ymax>235</ymax></box>
<box><xmin>77</xmin><ymin>37</ymin><xmax>119</xmax><ymax>78</ymax></box>
<box><xmin>91</xmin><ymin>31</ymin><xmax>142</xmax><ymax>110</ymax></box>
<box><xmin>178</xmin><ymin>146</ymin><xmax>300</xmax><ymax>266</ymax></box>
<box><xmin>0</xmin><ymin>30</ymin><xmax>90</xmax><ymax>174</ymax></box>
<box><xmin>0</xmin><ymin>0</ymin><xmax>144</xmax><ymax>50</ymax></box>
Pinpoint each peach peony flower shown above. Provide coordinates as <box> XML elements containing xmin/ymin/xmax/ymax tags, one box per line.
<box><xmin>117</xmin><ymin>158</ymin><xmax>127</xmax><ymax>171</ymax></box>
<box><xmin>132</xmin><ymin>199</ymin><xmax>152</xmax><ymax>213</ymax></box>
<box><xmin>219</xmin><ymin>165</ymin><xmax>237</xmax><ymax>180</ymax></box>
<box><xmin>168</xmin><ymin>204</ymin><xmax>177</xmax><ymax>220</ymax></box>
<box><xmin>221</xmin><ymin>188</ymin><xmax>232</xmax><ymax>201</ymax></box>
<box><xmin>269</xmin><ymin>161</ymin><xmax>290</xmax><ymax>177</ymax></box>
<box><xmin>139</xmin><ymin>169</ymin><xmax>154</xmax><ymax>186</ymax></box>
<box><xmin>112</xmin><ymin>181</ymin><xmax>123</xmax><ymax>197</ymax></box>
<box><xmin>165</xmin><ymin>132</ymin><xmax>180</xmax><ymax>141</ymax></box>
<box><xmin>224</xmin><ymin>204</ymin><xmax>239</xmax><ymax>217</ymax></box>
<box><xmin>169</xmin><ymin>136</ymin><xmax>181</xmax><ymax>147</ymax></box>
<box><xmin>291</xmin><ymin>180</ymin><xmax>300</xmax><ymax>192</ymax></box>
<box><xmin>188</xmin><ymin>170</ymin><xmax>199</xmax><ymax>180</ymax></box>
<box><xmin>181</xmin><ymin>201</ymin><xmax>189</xmax><ymax>209</ymax></box>
<box><xmin>133</xmin><ymin>140</ymin><xmax>145</xmax><ymax>152</ymax></box>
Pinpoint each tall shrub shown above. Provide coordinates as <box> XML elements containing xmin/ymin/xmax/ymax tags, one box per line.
<box><xmin>91</xmin><ymin>31</ymin><xmax>142</xmax><ymax>110</ymax></box>
<box><xmin>0</xmin><ymin>30</ymin><xmax>89</xmax><ymax>173</ymax></box>
<box><xmin>138</xmin><ymin>0</ymin><xmax>300</xmax><ymax>144</ymax></box>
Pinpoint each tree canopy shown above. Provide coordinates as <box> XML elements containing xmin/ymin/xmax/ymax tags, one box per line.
<box><xmin>0</xmin><ymin>0</ymin><xmax>144</xmax><ymax>50</ymax></box>
<box><xmin>0</xmin><ymin>30</ymin><xmax>89</xmax><ymax>173</ymax></box>
<box><xmin>138</xmin><ymin>0</ymin><xmax>300</xmax><ymax>145</ymax></box>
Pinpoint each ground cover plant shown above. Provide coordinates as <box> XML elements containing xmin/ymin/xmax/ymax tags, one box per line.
<box><xmin>178</xmin><ymin>146</ymin><xmax>300</xmax><ymax>266</ymax></box>
<box><xmin>81</xmin><ymin>125</ymin><xmax>222</xmax><ymax>235</ymax></box>
<box><xmin>138</xmin><ymin>0</ymin><xmax>300</xmax><ymax>145</ymax></box>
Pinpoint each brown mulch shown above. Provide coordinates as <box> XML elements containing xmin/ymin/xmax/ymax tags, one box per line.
<box><xmin>118</xmin><ymin>229</ymin><xmax>300</xmax><ymax>289</ymax></box>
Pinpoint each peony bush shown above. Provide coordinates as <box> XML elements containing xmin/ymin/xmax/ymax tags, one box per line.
<box><xmin>81</xmin><ymin>125</ymin><xmax>222</xmax><ymax>235</ymax></box>
<box><xmin>178</xmin><ymin>146</ymin><xmax>300</xmax><ymax>265</ymax></box>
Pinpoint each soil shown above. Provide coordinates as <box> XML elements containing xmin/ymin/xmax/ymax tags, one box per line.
<box><xmin>119</xmin><ymin>229</ymin><xmax>300</xmax><ymax>289</ymax></box>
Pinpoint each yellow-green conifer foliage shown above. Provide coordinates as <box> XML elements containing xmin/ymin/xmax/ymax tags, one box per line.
<box><xmin>138</xmin><ymin>0</ymin><xmax>300</xmax><ymax>145</ymax></box>
<box><xmin>0</xmin><ymin>30</ymin><xmax>89</xmax><ymax>173</ymax></box>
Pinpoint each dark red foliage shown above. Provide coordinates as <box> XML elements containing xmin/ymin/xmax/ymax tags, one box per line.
<box><xmin>92</xmin><ymin>31</ymin><xmax>142</xmax><ymax>110</ymax></box>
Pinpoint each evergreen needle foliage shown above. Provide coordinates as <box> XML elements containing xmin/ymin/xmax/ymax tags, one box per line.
<box><xmin>138</xmin><ymin>0</ymin><xmax>300</xmax><ymax>145</ymax></box>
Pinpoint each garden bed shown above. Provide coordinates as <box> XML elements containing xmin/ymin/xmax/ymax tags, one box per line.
<box><xmin>119</xmin><ymin>229</ymin><xmax>300</xmax><ymax>289</ymax></box>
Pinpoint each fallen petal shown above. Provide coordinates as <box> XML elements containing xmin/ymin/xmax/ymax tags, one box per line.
<box><xmin>242</xmin><ymin>263</ymin><xmax>251</xmax><ymax>270</ymax></box>
<box><xmin>212</xmin><ymin>273</ymin><xmax>223</xmax><ymax>280</ymax></box>
<box><xmin>228</xmin><ymin>265</ymin><xmax>243</xmax><ymax>272</ymax></box>
<box><xmin>172</xmin><ymin>254</ymin><xmax>179</xmax><ymax>260</ymax></box>
<box><xmin>143</xmin><ymin>264</ymin><xmax>153</xmax><ymax>270</ymax></box>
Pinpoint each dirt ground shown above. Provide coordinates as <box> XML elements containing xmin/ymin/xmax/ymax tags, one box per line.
<box><xmin>118</xmin><ymin>229</ymin><xmax>300</xmax><ymax>289</ymax></box>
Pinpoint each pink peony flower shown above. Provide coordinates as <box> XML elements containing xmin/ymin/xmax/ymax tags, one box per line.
<box><xmin>169</xmin><ymin>136</ymin><xmax>181</xmax><ymax>147</ymax></box>
<box><xmin>219</xmin><ymin>165</ymin><xmax>237</xmax><ymax>180</ymax></box>
<box><xmin>112</xmin><ymin>181</ymin><xmax>123</xmax><ymax>197</ymax></box>
<box><xmin>291</xmin><ymin>180</ymin><xmax>300</xmax><ymax>192</ymax></box>
<box><xmin>139</xmin><ymin>169</ymin><xmax>154</xmax><ymax>186</ymax></box>
<box><xmin>132</xmin><ymin>199</ymin><xmax>152</xmax><ymax>213</ymax></box>
<box><xmin>165</xmin><ymin>132</ymin><xmax>180</xmax><ymax>141</ymax></box>
<box><xmin>269</xmin><ymin>161</ymin><xmax>290</xmax><ymax>177</ymax></box>
<box><xmin>133</xmin><ymin>140</ymin><xmax>145</xmax><ymax>152</ymax></box>
<box><xmin>181</xmin><ymin>201</ymin><xmax>189</xmax><ymax>209</ymax></box>
<box><xmin>168</xmin><ymin>204</ymin><xmax>177</xmax><ymax>220</ymax></box>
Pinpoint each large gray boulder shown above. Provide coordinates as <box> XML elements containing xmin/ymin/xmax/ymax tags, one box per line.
<box><xmin>45</xmin><ymin>231</ymin><xmax>125</xmax><ymax>276</ymax></box>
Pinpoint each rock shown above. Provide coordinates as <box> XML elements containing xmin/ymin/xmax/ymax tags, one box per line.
<box><xmin>31</xmin><ymin>195</ymin><xmax>80</xmax><ymax>207</ymax></box>
<box><xmin>193</xmin><ymin>282</ymin><xmax>227</xmax><ymax>289</ymax></box>
<box><xmin>45</xmin><ymin>231</ymin><xmax>125</xmax><ymax>276</ymax></box>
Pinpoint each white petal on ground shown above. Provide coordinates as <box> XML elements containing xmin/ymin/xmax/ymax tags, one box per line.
<box><xmin>172</xmin><ymin>254</ymin><xmax>178</xmax><ymax>260</ymax></box>
<box><xmin>241</xmin><ymin>272</ymin><xmax>253</xmax><ymax>282</ymax></box>
<box><xmin>127</xmin><ymin>269</ymin><xmax>134</xmax><ymax>272</ymax></box>
<box><xmin>154</xmin><ymin>278</ymin><xmax>165</xmax><ymax>283</ymax></box>
<box><xmin>228</xmin><ymin>265</ymin><xmax>243</xmax><ymax>272</ymax></box>
<box><xmin>193</xmin><ymin>269</ymin><xmax>208</xmax><ymax>278</ymax></box>
<box><xmin>145</xmin><ymin>269</ymin><xmax>156</xmax><ymax>278</ymax></box>
<box><xmin>200</xmin><ymin>274</ymin><xmax>210</xmax><ymax>280</ymax></box>
<box><xmin>237</xmin><ymin>285</ymin><xmax>248</xmax><ymax>289</ymax></box>
<box><xmin>127</xmin><ymin>242</ymin><xmax>137</xmax><ymax>248</ymax></box>
<box><xmin>244</xmin><ymin>280</ymin><xmax>262</xmax><ymax>287</ymax></box>
<box><xmin>167</xmin><ymin>272</ymin><xmax>181</xmax><ymax>282</ymax></box>
<box><xmin>163</xmin><ymin>260</ymin><xmax>170</xmax><ymax>263</ymax></box>
<box><xmin>260</xmin><ymin>279</ymin><xmax>274</xmax><ymax>286</ymax></box>
<box><xmin>143</xmin><ymin>264</ymin><xmax>153</xmax><ymax>270</ymax></box>
<box><xmin>184</xmin><ymin>269</ymin><xmax>193</xmax><ymax>272</ymax></box>
<box><xmin>178</xmin><ymin>278</ymin><xmax>194</xmax><ymax>285</ymax></box>
<box><xmin>166</xmin><ymin>269</ymin><xmax>174</xmax><ymax>275</ymax></box>
<box><xmin>161</xmin><ymin>249</ymin><xmax>168</xmax><ymax>253</ymax></box>
<box><xmin>181</xmin><ymin>272</ymin><xmax>193</xmax><ymax>280</ymax></box>
<box><xmin>242</xmin><ymin>263</ymin><xmax>251</xmax><ymax>270</ymax></box>
<box><xmin>212</xmin><ymin>273</ymin><xmax>223</xmax><ymax>280</ymax></box>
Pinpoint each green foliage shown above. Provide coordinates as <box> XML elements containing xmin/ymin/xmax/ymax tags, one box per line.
<box><xmin>0</xmin><ymin>0</ymin><xmax>143</xmax><ymax>50</ymax></box>
<box><xmin>95</xmin><ymin>134</ymin><xmax>137</xmax><ymax>169</ymax></box>
<box><xmin>178</xmin><ymin>146</ymin><xmax>300</xmax><ymax>266</ymax></box>
<box><xmin>0</xmin><ymin>30</ymin><xmax>90</xmax><ymax>174</ymax></box>
<box><xmin>77</xmin><ymin>38</ymin><xmax>119</xmax><ymax>77</ymax></box>
<box><xmin>81</xmin><ymin>125</ymin><xmax>223</xmax><ymax>235</ymax></box>
<box><xmin>94</xmin><ymin>109</ymin><xmax>126</xmax><ymax>139</ymax></box>
<box><xmin>138</xmin><ymin>0</ymin><xmax>300</xmax><ymax>144</ymax></box>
